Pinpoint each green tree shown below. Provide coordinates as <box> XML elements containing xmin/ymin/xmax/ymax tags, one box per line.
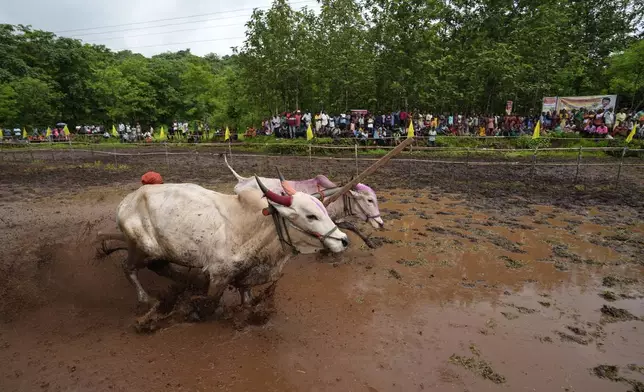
<box><xmin>607</xmin><ymin>39</ymin><xmax>644</xmax><ymax>109</ymax></box>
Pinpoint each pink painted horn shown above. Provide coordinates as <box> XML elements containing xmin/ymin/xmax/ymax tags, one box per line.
<box><xmin>255</xmin><ymin>175</ymin><xmax>292</xmax><ymax>206</ymax></box>
<box><xmin>275</xmin><ymin>167</ymin><xmax>296</xmax><ymax>196</ymax></box>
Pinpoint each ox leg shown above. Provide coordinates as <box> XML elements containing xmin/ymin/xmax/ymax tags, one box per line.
<box><xmin>335</xmin><ymin>221</ymin><xmax>375</xmax><ymax>248</ymax></box>
<box><xmin>123</xmin><ymin>246</ymin><xmax>152</xmax><ymax>305</ymax></box>
<box><xmin>186</xmin><ymin>272</ymin><xmax>230</xmax><ymax>321</ymax></box>
<box><xmin>147</xmin><ymin>261</ymin><xmax>210</xmax><ymax>294</ymax></box>
<box><xmin>239</xmin><ymin>287</ymin><xmax>253</xmax><ymax>306</ymax></box>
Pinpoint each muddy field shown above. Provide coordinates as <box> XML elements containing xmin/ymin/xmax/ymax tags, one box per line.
<box><xmin>0</xmin><ymin>150</ymin><xmax>643</xmax><ymax>392</ymax></box>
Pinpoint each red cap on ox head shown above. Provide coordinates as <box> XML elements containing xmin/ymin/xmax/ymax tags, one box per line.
<box><xmin>141</xmin><ymin>171</ymin><xmax>163</xmax><ymax>185</ymax></box>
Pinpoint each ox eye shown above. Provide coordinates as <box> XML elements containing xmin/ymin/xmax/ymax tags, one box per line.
<box><xmin>367</xmin><ymin>199</ymin><xmax>374</xmax><ymax>203</ymax></box>
<box><xmin>306</xmin><ymin>214</ymin><xmax>318</xmax><ymax>221</ymax></box>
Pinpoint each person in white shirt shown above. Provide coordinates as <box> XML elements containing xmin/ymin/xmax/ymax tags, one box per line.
<box><xmin>428</xmin><ymin>127</ymin><xmax>437</xmax><ymax>146</ymax></box>
<box><xmin>303</xmin><ymin>111</ymin><xmax>312</xmax><ymax>127</ymax></box>
<box><xmin>321</xmin><ymin>111</ymin><xmax>329</xmax><ymax>131</ymax></box>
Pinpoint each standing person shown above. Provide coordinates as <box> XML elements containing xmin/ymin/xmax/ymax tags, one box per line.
<box><xmin>287</xmin><ymin>112</ymin><xmax>297</xmax><ymax>138</ymax></box>
<box><xmin>303</xmin><ymin>110</ymin><xmax>312</xmax><ymax>130</ymax></box>
<box><xmin>604</xmin><ymin>108</ymin><xmax>614</xmax><ymax>130</ymax></box>
<box><xmin>428</xmin><ymin>127</ymin><xmax>437</xmax><ymax>147</ymax></box>
<box><xmin>315</xmin><ymin>112</ymin><xmax>322</xmax><ymax>134</ymax></box>
<box><xmin>399</xmin><ymin>110</ymin><xmax>408</xmax><ymax>128</ymax></box>
<box><xmin>614</xmin><ymin>108</ymin><xmax>626</xmax><ymax>131</ymax></box>
<box><xmin>271</xmin><ymin>114</ymin><xmax>281</xmax><ymax>136</ymax></box>
<box><xmin>486</xmin><ymin>115</ymin><xmax>494</xmax><ymax>136</ymax></box>
<box><xmin>367</xmin><ymin>115</ymin><xmax>374</xmax><ymax>136</ymax></box>
<box><xmin>295</xmin><ymin>110</ymin><xmax>302</xmax><ymax>136</ymax></box>
<box><xmin>321</xmin><ymin>111</ymin><xmax>329</xmax><ymax>134</ymax></box>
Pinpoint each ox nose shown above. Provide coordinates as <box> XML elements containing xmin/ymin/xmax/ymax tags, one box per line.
<box><xmin>341</xmin><ymin>237</ymin><xmax>350</xmax><ymax>247</ymax></box>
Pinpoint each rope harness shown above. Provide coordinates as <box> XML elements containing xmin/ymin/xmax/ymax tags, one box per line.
<box><xmin>266</xmin><ymin>205</ymin><xmax>343</xmax><ymax>254</ymax></box>
<box><xmin>342</xmin><ymin>193</ymin><xmax>381</xmax><ymax>223</ymax></box>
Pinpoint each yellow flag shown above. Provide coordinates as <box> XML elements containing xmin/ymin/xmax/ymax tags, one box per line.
<box><xmin>224</xmin><ymin>126</ymin><xmax>230</xmax><ymax>141</ymax></box>
<box><xmin>22</xmin><ymin>128</ymin><xmax>27</xmax><ymax>139</ymax></box>
<box><xmin>407</xmin><ymin>120</ymin><xmax>414</xmax><ymax>139</ymax></box>
<box><xmin>158</xmin><ymin>126</ymin><xmax>166</xmax><ymax>140</ymax></box>
<box><xmin>63</xmin><ymin>125</ymin><xmax>70</xmax><ymax>136</ymax></box>
<box><xmin>625</xmin><ymin>123</ymin><xmax>637</xmax><ymax>143</ymax></box>
<box><xmin>306</xmin><ymin>123</ymin><xmax>314</xmax><ymax>141</ymax></box>
<box><xmin>111</xmin><ymin>125</ymin><xmax>118</xmax><ymax>137</ymax></box>
<box><xmin>532</xmin><ymin>120</ymin><xmax>541</xmax><ymax>140</ymax></box>
<box><xmin>45</xmin><ymin>127</ymin><xmax>52</xmax><ymax>137</ymax></box>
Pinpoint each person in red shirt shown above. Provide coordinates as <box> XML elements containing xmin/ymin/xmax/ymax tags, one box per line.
<box><xmin>287</xmin><ymin>112</ymin><xmax>296</xmax><ymax>138</ymax></box>
<box><xmin>295</xmin><ymin>110</ymin><xmax>302</xmax><ymax>134</ymax></box>
<box><xmin>399</xmin><ymin>110</ymin><xmax>408</xmax><ymax>128</ymax></box>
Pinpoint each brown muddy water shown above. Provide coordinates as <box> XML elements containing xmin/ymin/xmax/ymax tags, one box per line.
<box><xmin>0</xmin><ymin>183</ymin><xmax>643</xmax><ymax>392</ymax></box>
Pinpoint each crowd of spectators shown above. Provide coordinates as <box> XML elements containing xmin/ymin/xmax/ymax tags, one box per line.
<box><xmin>254</xmin><ymin>108</ymin><xmax>644</xmax><ymax>143</ymax></box>
<box><xmin>3</xmin><ymin>108</ymin><xmax>643</xmax><ymax>144</ymax></box>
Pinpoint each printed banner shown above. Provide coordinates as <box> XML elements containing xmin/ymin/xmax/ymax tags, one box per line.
<box><xmin>556</xmin><ymin>95</ymin><xmax>617</xmax><ymax>113</ymax></box>
<box><xmin>542</xmin><ymin>97</ymin><xmax>557</xmax><ymax>114</ymax></box>
<box><xmin>505</xmin><ymin>100</ymin><xmax>513</xmax><ymax>115</ymax></box>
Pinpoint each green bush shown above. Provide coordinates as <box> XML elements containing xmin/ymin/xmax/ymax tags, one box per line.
<box><xmin>515</xmin><ymin>136</ymin><xmax>551</xmax><ymax>149</ymax></box>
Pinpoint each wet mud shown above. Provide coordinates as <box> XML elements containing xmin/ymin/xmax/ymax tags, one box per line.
<box><xmin>0</xmin><ymin>151</ymin><xmax>643</xmax><ymax>391</ymax></box>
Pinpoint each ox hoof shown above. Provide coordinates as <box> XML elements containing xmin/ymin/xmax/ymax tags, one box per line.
<box><xmin>134</xmin><ymin>300</ymin><xmax>163</xmax><ymax>333</ymax></box>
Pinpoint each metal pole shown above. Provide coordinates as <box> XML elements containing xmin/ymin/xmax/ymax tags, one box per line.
<box><xmin>354</xmin><ymin>144</ymin><xmax>358</xmax><ymax>177</ymax></box>
<box><xmin>574</xmin><ymin>146</ymin><xmax>582</xmax><ymax>183</ymax></box>
<box><xmin>615</xmin><ymin>147</ymin><xmax>627</xmax><ymax>187</ymax></box>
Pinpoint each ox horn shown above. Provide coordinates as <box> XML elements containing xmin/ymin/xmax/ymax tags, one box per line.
<box><xmin>322</xmin><ymin>137</ymin><xmax>414</xmax><ymax>206</ymax></box>
<box><xmin>310</xmin><ymin>186</ymin><xmax>341</xmax><ymax>200</ymax></box>
<box><xmin>275</xmin><ymin>167</ymin><xmax>296</xmax><ymax>196</ymax></box>
<box><xmin>255</xmin><ymin>175</ymin><xmax>293</xmax><ymax>206</ymax></box>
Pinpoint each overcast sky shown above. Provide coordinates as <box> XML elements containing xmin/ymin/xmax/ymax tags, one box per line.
<box><xmin>0</xmin><ymin>0</ymin><xmax>319</xmax><ymax>57</ymax></box>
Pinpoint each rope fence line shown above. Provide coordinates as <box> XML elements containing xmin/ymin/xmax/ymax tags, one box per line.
<box><xmin>2</xmin><ymin>144</ymin><xmax>643</xmax><ymax>190</ymax></box>
<box><xmin>2</xmin><ymin>143</ymin><xmax>643</xmax><ymax>154</ymax></box>
<box><xmin>3</xmin><ymin>144</ymin><xmax>644</xmax><ymax>166</ymax></box>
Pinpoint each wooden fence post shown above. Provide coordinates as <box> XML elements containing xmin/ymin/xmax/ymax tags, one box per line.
<box><xmin>51</xmin><ymin>142</ymin><xmax>55</xmax><ymax>161</ymax></box>
<box><xmin>113</xmin><ymin>146</ymin><xmax>118</xmax><ymax>166</ymax></box>
<box><xmin>308</xmin><ymin>145</ymin><xmax>312</xmax><ymax>176</ymax></box>
<box><xmin>354</xmin><ymin>144</ymin><xmax>359</xmax><ymax>177</ymax></box>
<box><xmin>574</xmin><ymin>146</ymin><xmax>583</xmax><ymax>183</ymax></box>
<box><xmin>530</xmin><ymin>146</ymin><xmax>539</xmax><ymax>177</ymax></box>
<box><xmin>165</xmin><ymin>142</ymin><xmax>170</xmax><ymax>169</ymax></box>
<box><xmin>68</xmin><ymin>139</ymin><xmax>75</xmax><ymax>163</ymax></box>
<box><xmin>615</xmin><ymin>146</ymin><xmax>627</xmax><ymax>188</ymax></box>
<box><xmin>28</xmin><ymin>145</ymin><xmax>34</xmax><ymax>163</ymax></box>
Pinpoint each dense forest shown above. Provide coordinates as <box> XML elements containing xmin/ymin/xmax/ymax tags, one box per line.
<box><xmin>0</xmin><ymin>0</ymin><xmax>642</xmax><ymax>130</ymax></box>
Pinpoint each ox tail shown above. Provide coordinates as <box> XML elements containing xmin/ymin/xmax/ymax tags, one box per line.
<box><xmin>224</xmin><ymin>155</ymin><xmax>248</xmax><ymax>182</ymax></box>
<box><xmin>95</xmin><ymin>231</ymin><xmax>128</xmax><ymax>259</ymax></box>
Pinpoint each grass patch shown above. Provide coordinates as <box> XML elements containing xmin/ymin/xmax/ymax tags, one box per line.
<box><xmin>500</xmin><ymin>256</ymin><xmax>525</xmax><ymax>269</ymax></box>
<box><xmin>449</xmin><ymin>350</ymin><xmax>506</xmax><ymax>384</ymax></box>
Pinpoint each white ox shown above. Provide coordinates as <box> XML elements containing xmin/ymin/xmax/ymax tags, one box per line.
<box><xmin>104</xmin><ymin>177</ymin><xmax>349</xmax><ymax>312</ymax></box>
<box><xmin>224</xmin><ymin>157</ymin><xmax>384</xmax><ymax>247</ymax></box>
